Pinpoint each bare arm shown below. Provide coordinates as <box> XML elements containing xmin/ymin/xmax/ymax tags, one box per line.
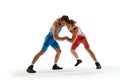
<box><xmin>67</xmin><ymin>28</ymin><xmax>78</xmax><ymax>43</ymax></box>
<box><xmin>52</xmin><ymin>23</ymin><xmax>66</xmax><ymax>41</ymax></box>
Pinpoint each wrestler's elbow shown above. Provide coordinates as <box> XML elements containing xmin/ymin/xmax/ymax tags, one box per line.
<box><xmin>68</xmin><ymin>39</ymin><xmax>74</xmax><ymax>43</ymax></box>
<box><xmin>70</xmin><ymin>40</ymin><xmax>74</xmax><ymax>43</ymax></box>
<box><xmin>54</xmin><ymin>35</ymin><xmax>59</xmax><ymax>40</ymax></box>
<box><xmin>53</xmin><ymin>36</ymin><xmax>57</xmax><ymax>40</ymax></box>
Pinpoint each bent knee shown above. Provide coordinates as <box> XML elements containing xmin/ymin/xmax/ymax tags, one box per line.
<box><xmin>70</xmin><ymin>49</ymin><xmax>75</xmax><ymax>53</ymax></box>
<box><xmin>56</xmin><ymin>48</ymin><xmax>61</xmax><ymax>54</ymax></box>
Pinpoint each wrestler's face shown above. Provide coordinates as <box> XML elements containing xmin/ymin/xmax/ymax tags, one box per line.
<box><xmin>61</xmin><ymin>20</ymin><xmax>68</xmax><ymax>26</ymax></box>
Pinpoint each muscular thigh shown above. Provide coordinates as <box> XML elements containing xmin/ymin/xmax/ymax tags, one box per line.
<box><xmin>51</xmin><ymin>40</ymin><xmax>60</xmax><ymax>50</ymax></box>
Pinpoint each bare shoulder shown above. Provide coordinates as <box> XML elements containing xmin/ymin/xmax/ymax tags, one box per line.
<box><xmin>53</xmin><ymin>18</ymin><xmax>60</xmax><ymax>25</ymax></box>
<box><xmin>52</xmin><ymin>18</ymin><xmax>60</xmax><ymax>30</ymax></box>
<box><xmin>73</xmin><ymin>27</ymin><xmax>79</xmax><ymax>31</ymax></box>
<box><xmin>72</xmin><ymin>27</ymin><xmax>79</xmax><ymax>34</ymax></box>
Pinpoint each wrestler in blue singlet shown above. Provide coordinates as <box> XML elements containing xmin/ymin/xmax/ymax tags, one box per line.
<box><xmin>41</xmin><ymin>26</ymin><xmax>62</xmax><ymax>50</ymax></box>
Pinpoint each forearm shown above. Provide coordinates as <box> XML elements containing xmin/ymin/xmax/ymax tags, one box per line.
<box><xmin>66</xmin><ymin>37</ymin><xmax>74</xmax><ymax>43</ymax></box>
<box><xmin>68</xmin><ymin>40</ymin><xmax>73</xmax><ymax>43</ymax></box>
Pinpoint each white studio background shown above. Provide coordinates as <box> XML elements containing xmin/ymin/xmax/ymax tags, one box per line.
<box><xmin>0</xmin><ymin>0</ymin><xmax>120</xmax><ymax>80</ymax></box>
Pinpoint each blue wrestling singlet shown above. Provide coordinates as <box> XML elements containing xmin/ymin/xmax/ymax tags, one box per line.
<box><xmin>41</xmin><ymin>27</ymin><xmax>62</xmax><ymax>50</ymax></box>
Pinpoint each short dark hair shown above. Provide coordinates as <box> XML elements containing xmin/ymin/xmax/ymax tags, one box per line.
<box><xmin>61</xmin><ymin>15</ymin><xmax>69</xmax><ymax>23</ymax></box>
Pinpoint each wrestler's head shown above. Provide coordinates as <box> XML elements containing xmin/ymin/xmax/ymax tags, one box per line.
<box><xmin>60</xmin><ymin>15</ymin><xmax>69</xmax><ymax>26</ymax></box>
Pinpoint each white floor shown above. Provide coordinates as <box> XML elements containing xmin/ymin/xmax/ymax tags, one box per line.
<box><xmin>7</xmin><ymin>66</ymin><xmax>120</xmax><ymax>80</ymax></box>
